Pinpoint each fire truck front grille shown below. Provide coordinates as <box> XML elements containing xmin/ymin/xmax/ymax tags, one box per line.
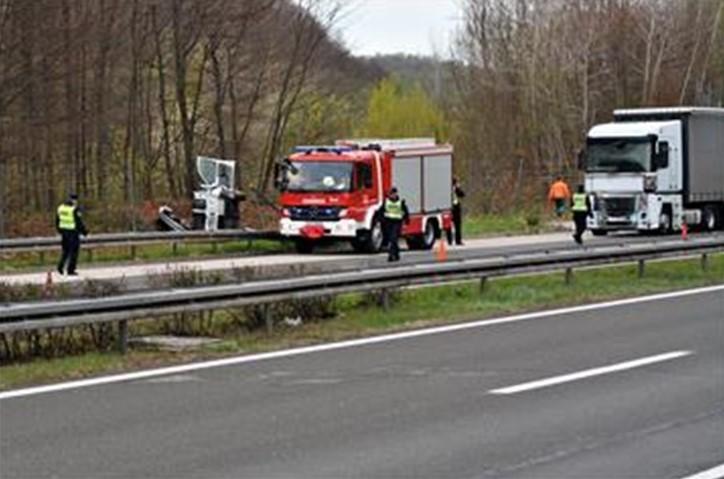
<box><xmin>603</xmin><ymin>197</ymin><xmax>636</xmax><ymax>217</ymax></box>
<box><xmin>289</xmin><ymin>206</ymin><xmax>342</xmax><ymax>222</ymax></box>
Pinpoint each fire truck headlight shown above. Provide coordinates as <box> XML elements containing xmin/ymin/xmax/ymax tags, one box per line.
<box><xmin>281</xmin><ymin>208</ymin><xmax>291</xmax><ymax>218</ymax></box>
<box><xmin>338</xmin><ymin>209</ymin><xmax>348</xmax><ymax>218</ymax></box>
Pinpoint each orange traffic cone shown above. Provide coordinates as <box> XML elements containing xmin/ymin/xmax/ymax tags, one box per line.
<box><xmin>681</xmin><ymin>222</ymin><xmax>688</xmax><ymax>241</ymax></box>
<box><xmin>436</xmin><ymin>238</ymin><xmax>448</xmax><ymax>262</ymax></box>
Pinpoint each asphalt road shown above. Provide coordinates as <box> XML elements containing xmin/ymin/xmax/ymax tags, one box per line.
<box><xmin>2</xmin><ymin>287</ymin><xmax>722</xmax><ymax>478</ymax></box>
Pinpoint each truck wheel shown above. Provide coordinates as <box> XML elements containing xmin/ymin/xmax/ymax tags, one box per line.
<box><xmin>294</xmin><ymin>239</ymin><xmax>315</xmax><ymax>254</ymax></box>
<box><xmin>702</xmin><ymin>206</ymin><xmax>719</xmax><ymax>231</ymax></box>
<box><xmin>658</xmin><ymin>209</ymin><xmax>673</xmax><ymax>234</ymax></box>
<box><xmin>354</xmin><ymin>218</ymin><xmax>384</xmax><ymax>253</ymax></box>
<box><xmin>408</xmin><ymin>220</ymin><xmax>437</xmax><ymax>250</ymax></box>
<box><xmin>420</xmin><ymin>220</ymin><xmax>437</xmax><ymax>250</ymax></box>
<box><xmin>591</xmin><ymin>229</ymin><xmax>608</xmax><ymax>237</ymax></box>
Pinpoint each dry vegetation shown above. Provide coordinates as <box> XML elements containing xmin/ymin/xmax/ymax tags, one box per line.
<box><xmin>0</xmin><ymin>0</ymin><xmax>721</xmax><ymax>235</ymax></box>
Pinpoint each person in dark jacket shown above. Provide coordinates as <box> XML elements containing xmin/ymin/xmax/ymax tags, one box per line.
<box><xmin>447</xmin><ymin>177</ymin><xmax>465</xmax><ymax>245</ymax></box>
<box><xmin>56</xmin><ymin>193</ymin><xmax>88</xmax><ymax>275</ymax></box>
<box><xmin>571</xmin><ymin>185</ymin><xmax>592</xmax><ymax>245</ymax></box>
<box><xmin>381</xmin><ymin>187</ymin><xmax>410</xmax><ymax>262</ymax></box>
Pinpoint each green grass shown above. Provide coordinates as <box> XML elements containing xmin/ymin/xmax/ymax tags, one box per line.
<box><xmin>1</xmin><ymin>254</ymin><xmax>722</xmax><ymax>390</ymax></box>
<box><xmin>0</xmin><ymin>239</ymin><xmax>290</xmax><ymax>273</ymax></box>
<box><xmin>463</xmin><ymin>212</ymin><xmax>555</xmax><ymax>237</ymax></box>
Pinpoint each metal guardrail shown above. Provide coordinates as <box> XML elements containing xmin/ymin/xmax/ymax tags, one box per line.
<box><xmin>0</xmin><ymin>229</ymin><xmax>282</xmax><ymax>254</ymax></box>
<box><xmin>2</xmin><ymin>237</ymin><xmax>723</xmax><ymax>350</ymax></box>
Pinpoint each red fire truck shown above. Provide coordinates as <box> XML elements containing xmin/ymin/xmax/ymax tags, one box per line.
<box><xmin>276</xmin><ymin>138</ymin><xmax>454</xmax><ymax>253</ymax></box>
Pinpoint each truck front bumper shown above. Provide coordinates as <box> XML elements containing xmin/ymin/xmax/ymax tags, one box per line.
<box><xmin>587</xmin><ymin>193</ymin><xmax>664</xmax><ymax>231</ymax></box>
<box><xmin>280</xmin><ymin>218</ymin><xmax>359</xmax><ymax>238</ymax></box>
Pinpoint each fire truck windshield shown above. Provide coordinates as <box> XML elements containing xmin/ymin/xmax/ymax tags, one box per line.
<box><xmin>586</xmin><ymin>138</ymin><xmax>652</xmax><ymax>173</ymax></box>
<box><xmin>286</xmin><ymin>161</ymin><xmax>353</xmax><ymax>192</ymax></box>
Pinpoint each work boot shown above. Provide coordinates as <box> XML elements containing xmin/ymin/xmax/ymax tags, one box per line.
<box><xmin>57</xmin><ymin>266</ymin><xmax>64</xmax><ymax>275</ymax></box>
<box><xmin>67</xmin><ymin>271</ymin><xmax>78</xmax><ymax>276</ymax></box>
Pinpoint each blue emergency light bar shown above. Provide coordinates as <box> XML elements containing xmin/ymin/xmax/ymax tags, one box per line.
<box><xmin>292</xmin><ymin>145</ymin><xmax>353</xmax><ymax>154</ymax></box>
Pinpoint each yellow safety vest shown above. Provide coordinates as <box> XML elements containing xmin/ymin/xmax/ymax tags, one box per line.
<box><xmin>453</xmin><ymin>189</ymin><xmax>460</xmax><ymax>206</ymax></box>
<box><xmin>384</xmin><ymin>199</ymin><xmax>403</xmax><ymax>220</ymax></box>
<box><xmin>57</xmin><ymin>204</ymin><xmax>77</xmax><ymax>231</ymax></box>
<box><xmin>572</xmin><ymin>193</ymin><xmax>588</xmax><ymax>212</ymax></box>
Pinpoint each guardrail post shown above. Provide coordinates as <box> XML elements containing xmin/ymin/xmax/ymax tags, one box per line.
<box><xmin>379</xmin><ymin>289</ymin><xmax>390</xmax><ymax>310</ymax></box>
<box><xmin>638</xmin><ymin>259</ymin><xmax>645</xmax><ymax>278</ymax></box>
<box><xmin>212</xmin><ymin>242</ymin><xmax>219</xmax><ymax>254</ymax></box>
<box><xmin>86</xmin><ymin>249</ymin><xmax>93</xmax><ymax>262</ymax></box>
<box><xmin>264</xmin><ymin>305</ymin><xmax>273</xmax><ymax>335</ymax></box>
<box><xmin>117</xmin><ymin>320</ymin><xmax>128</xmax><ymax>354</ymax></box>
<box><xmin>172</xmin><ymin>242</ymin><xmax>178</xmax><ymax>256</ymax></box>
<box><xmin>701</xmin><ymin>253</ymin><xmax>709</xmax><ymax>271</ymax></box>
<box><xmin>479</xmin><ymin>277</ymin><xmax>488</xmax><ymax>293</ymax></box>
<box><xmin>130</xmin><ymin>245</ymin><xmax>137</xmax><ymax>260</ymax></box>
<box><xmin>565</xmin><ymin>267</ymin><xmax>573</xmax><ymax>285</ymax></box>
<box><xmin>38</xmin><ymin>251</ymin><xmax>45</xmax><ymax>265</ymax></box>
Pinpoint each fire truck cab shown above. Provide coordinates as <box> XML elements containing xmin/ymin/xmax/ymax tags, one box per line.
<box><xmin>276</xmin><ymin>138</ymin><xmax>454</xmax><ymax>254</ymax></box>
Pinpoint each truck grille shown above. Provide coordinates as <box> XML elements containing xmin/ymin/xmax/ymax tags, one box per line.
<box><xmin>289</xmin><ymin>206</ymin><xmax>342</xmax><ymax>222</ymax></box>
<box><xmin>602</xmin><ymin>197</ymin><xmax>636</xmax><ymax>217</ymax></box>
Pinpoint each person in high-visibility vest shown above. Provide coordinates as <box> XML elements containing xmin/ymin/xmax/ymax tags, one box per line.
<box><xmin>571</xmin><ymin>185</ymin><xmax>591</xmax><ymax>244</ymax></box>
<box><xmin>381</xmin><ymin>187</ymin><xmax>410</xmax><ymax>262</ymax></box>
<box><xmin>55</xmin><ymin>193</ymin><xmax>88</xmax><ymax>275</ymax></box>
<box><xmin>448</xmin><ymin>177</ymin><xmax>465</xmax><ymax>246</ymax></box>
<box><xmin>548</xmin><ymin>176</ymin><xmax>572</xmax><ymax>217</ymax></box>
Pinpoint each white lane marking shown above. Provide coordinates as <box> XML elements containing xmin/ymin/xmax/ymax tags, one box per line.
<box><xmin>680</xmin><ymin>464</ymin><xmax>724</xmax><ymax>479</ymax></box>
<box><xmin>489</xmin><ymin>350</ymin><xmax>693</xmax><ymax>395</ymax></box>
<box><xmin>1</xmin><ymin>284</ymin><xmax>722</xmax><ymax>400</ymax></box>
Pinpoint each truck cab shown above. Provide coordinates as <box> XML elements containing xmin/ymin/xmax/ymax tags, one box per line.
<box><xmin>583</xmin><ymin>120</ymin><xmax>680</xmax><ymax>233</ymax></box>
<box><xmin>278</xmin><ymin>147</ymin><xmax>384</xmax><ymax>253</ymax></box>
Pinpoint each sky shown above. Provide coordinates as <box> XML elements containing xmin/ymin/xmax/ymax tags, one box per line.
<box><xmin>337</xmin><ymin>0</ymin><xmax>464</xmax><ymax>57</ymax></box>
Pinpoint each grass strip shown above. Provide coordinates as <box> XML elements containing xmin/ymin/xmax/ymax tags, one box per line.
<box><xmin>1</xmin><ymin>253</ymin><xmax>722</xmax><ymax>391</ymax></box>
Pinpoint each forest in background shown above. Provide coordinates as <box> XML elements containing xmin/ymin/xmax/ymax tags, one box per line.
<box><xmin>0</xmin><ymin>0</ymin><xmax>722</xmax><ymax>236</ymax></box>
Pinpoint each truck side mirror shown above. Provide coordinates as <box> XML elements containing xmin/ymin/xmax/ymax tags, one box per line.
<box><xmin>656</xmin><ymin>142</ymin><xmax>669</xmax><ymax>169</ymax></box>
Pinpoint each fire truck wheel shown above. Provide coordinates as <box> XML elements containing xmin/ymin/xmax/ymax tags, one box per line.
<box><xmin>353</xmin><ymin>218</ymin><xmax>383</xmax><ymax>253</ymax></box>
<box><xmin>408</xmin><ymin>220</ymin><xmax>437</xmax><ymax>250</ymax></box>
<box><xmin>294</xmin><ymin>239</ymin><xmax>315</xmax><ymax>254</ymax></box>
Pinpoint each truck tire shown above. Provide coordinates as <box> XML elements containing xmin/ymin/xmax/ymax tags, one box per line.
<box><xmin>591</xmin><ymin>229</ymin><xmax>608</xmax><ymax>237</ymax></box>
<box><xmin>658</xmin><ymin>208</ymin><xmax>673</xmax><ymax>234</ymax></box>
<box><xmin>408</xmin><ymin>220</ymin><xmax>437</xmax><ymax>250</ymax></box>
<box><xmin>353</xmin><ymin>218</ymin><xmax>384</xmax><ymax>253</ymax></box>
<box><xmin>294</xmin><ymin>239</ymin><xmax>315</xmax><ymax>254</ymax></box>
<box><xmin>702</xmin><ymin>205</ymin><xmax>719</xmax><ymax>231</ymax></box>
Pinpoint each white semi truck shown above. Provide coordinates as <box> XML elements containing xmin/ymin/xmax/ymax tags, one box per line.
<box><xmin>580</xmin><ymin>107</ymin><xmax>724</xmax><ymax>235</ymax></box>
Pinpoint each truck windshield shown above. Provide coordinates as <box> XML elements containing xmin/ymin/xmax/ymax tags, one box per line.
<box><xmin>586</xmin><ymin>138</ymin><xmax>652</xmax><ymax>173</ymax></box>
<box><xmin>286</xmin><ymin>161</ymin><xmax>353</xmax><ymax>193</ymax></box>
